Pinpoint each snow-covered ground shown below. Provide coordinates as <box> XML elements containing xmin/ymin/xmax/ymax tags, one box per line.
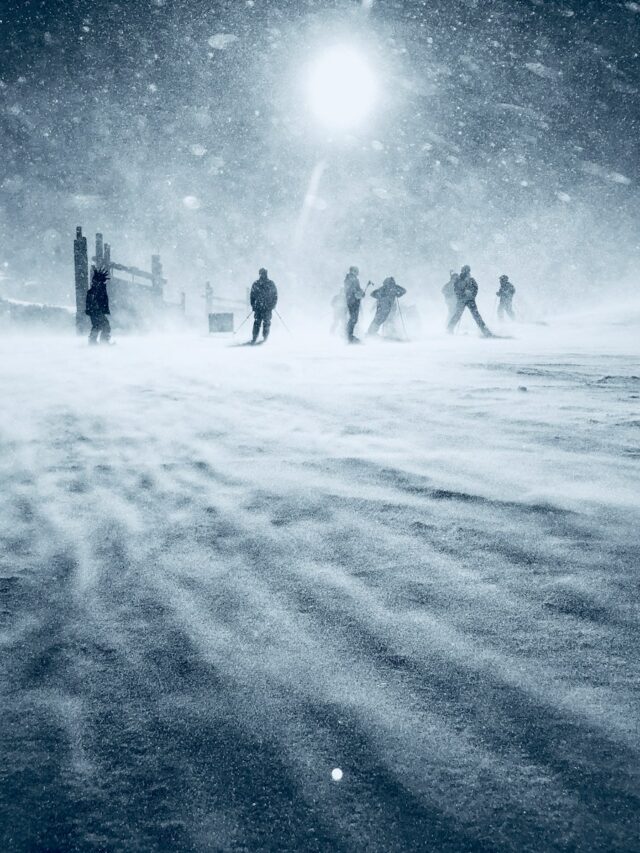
<box><xmin>1</xmin><ymin>323</ymin><xmax>639</xmax><ymax>852</ymax></box>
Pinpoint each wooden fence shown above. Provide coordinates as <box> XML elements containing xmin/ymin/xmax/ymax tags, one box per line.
<box><xmin>74</xmin><ymin>227</ymin><xmax>186</xmax><ymax>332</ymax></box>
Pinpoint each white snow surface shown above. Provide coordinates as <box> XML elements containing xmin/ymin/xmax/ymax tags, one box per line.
<box><xmin>1</xmin><ymin>324</ymin><xmax>639</xmax><ymax>851</ymax></box>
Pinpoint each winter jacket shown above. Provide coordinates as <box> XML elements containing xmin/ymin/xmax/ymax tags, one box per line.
<box><xmin>497</xmin><ymin>280</ymin><xmax>516</xmax><ymax>299</ymax></box>
<box><xmin>453</xmin><ymin>275</ymin><xmax>478</xmax><ymax>303</ymax></box>
<box><xmin>344</xmin><ymin>272</ymin><xmax>365</xmax><ymax>306</ymax></box>
<box><xmin>85</xmin><ymin>284</ymin><xmax>110</xmax><ymax>316</ymax></box>
<box><xmin>371</xmin><ymin>281</ymin><xmax>406</xmax><ymax>307</ymax></box>
<box><xmin>250</xmin><ymin>277</ymin><xmax>278</xmax><ymax>313</ymax></box>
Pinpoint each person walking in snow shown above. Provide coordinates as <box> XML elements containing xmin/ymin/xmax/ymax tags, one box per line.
<box><xmin>447</xmin><ymin>265</ymin><xmax>492</xmax><ymax>337</ymax></box>
<box><xmin>442</xmin><ymin>270</ymin><xmax>459</xmax><ymax>327</ymax></box>
<box><xmin>367</xmin><ymin>277</ymin><xmax>407</xmax><ymax>337</ymax></box>
<box><xmin>250</xmin><ymin>268</ymin><xmax>278</xmax><ymax>344</ymax></box>
<box><xmin>344</xmin><ymin>265</ymin><xmax>366</xmax><ymax>343</ymax></box>
<box><xmin>496</xmin><ymin>274</ymin><xmax>516</xmax><ymax>321</ymax></box>
<box><xmin>86</xmin><ymin>267</ymin><xmax>112</xmax><ymax>345</ymax></box>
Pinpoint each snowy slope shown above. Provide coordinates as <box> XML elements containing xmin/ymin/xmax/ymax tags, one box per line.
<box><xmin>1</xmin><ymin>327</ymin><xmax>639</xmax><ymax>852</ymax></box>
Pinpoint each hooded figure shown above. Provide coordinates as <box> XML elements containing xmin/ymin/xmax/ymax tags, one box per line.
<box><xmin>86</xmin><ymin>267</ymin><xmax>111</xmax><ymax>345</ymax></box>
<box><xmin>496</xmin><ymin>274</ymin><xmax>516</xmax><ymax>320</ymax></box>
<box><xmin>343</xmin><ymin>265</ymin><xmax>365</xmax><ymax>343</ymax></box>
<box><xmin>447</xmin><ymin>265</ymin><xmax>492</xmax><ymax>337</ymax></box>
<box><xmin>250</xmin><ymin>268</ymin><xmax>278</xmax><ymax>343</ymax></box>
<box><xmin>367</xmin><ymin>277</ymin><xmax>407</xmax><ymax>336</ymax></box>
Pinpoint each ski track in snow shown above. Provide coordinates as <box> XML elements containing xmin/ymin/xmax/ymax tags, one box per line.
<box><xmin>0</xmin><ymin>331</ymin><xmax>639</xmax><ymax>852</ymax></box>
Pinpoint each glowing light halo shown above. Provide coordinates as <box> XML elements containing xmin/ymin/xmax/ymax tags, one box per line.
<box><xmin>306</xmin><ymin>45</ymin><xmax>377</xmax><ymax>130</ymax></box>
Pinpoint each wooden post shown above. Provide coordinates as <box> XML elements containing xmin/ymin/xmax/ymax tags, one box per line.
<box><xmin>73</xmin><ymin>226</ymin><xmax>89</xmax><ymax>334</ymax></box>
<box><xmin>180</xmin><ymin>292</ymin><xmax>186</xmax><ymax>314</ymax></box>
<box><xmin>103</xmin><ymin>242</ymin><xmax>111</xmax><ymax>269</ymax></box>
<box><xmin>205</xmin><ymin>281</ymin><xmax>213</xmax><ymax>316</ymax></box>
<box><xmin>95</xmin><ymin>232</ymin><xmax>104</xmax><ymax>267</ymax></box>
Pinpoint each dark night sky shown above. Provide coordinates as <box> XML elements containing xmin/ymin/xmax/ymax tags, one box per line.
<box><xmin>1</xmin><ymin>0</ymin><xmax>639</xmax><ymax>307</ymax></box>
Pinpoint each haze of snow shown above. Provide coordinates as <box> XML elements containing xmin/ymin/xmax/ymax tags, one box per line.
<box><xmin>1</xmin><ymin>317</ymin><xmax>639</xmax><ymax>851</ymax></box>
<box><xmin>2</xmin><ymin>1</ymin><xmax>638</xmax><ymax>312</ymax></box>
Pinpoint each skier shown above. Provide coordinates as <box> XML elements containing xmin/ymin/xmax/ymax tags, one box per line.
<box><xmin>496</xmin><ymin>274</ymin><xmax>516</xmax><ymax>321</ymax></box>
<box><xmin>250</xmin><ymin>268</ymin><xmax>278</xmax><ymax>344</ymax></box>
<box><xmin>344</xmin><ymin>265</ymin><xmax>365</xmax><ymax>343</ymax></box>
<box><xmin>367</xmin><ymin>277</ymin><xmax>407</xmax><ymax>337</ymax></box>
<box><xmin>442</xmin><ymin>270</ymin><xmax>459</xmax><ymax>326</ymax></box>
<box><xmin>447</xmin><ymin>265</ymin><xmax>492</xmax><ymax>337</ymax></box>
<box><xmin>86</xmin><ymin>267</ymin><xmax>111</xmax><ymax>345</ymax></box>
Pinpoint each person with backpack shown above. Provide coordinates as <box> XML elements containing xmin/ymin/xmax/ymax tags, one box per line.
<box><xmin>250</xmin><ymin>268</ymin><xmax>278</xmax><ymax>344</ymax></box>
<box><xmin>367</xmin><ymin>277</ymin><xmax>407</xmax><ymax>337</ymax></box>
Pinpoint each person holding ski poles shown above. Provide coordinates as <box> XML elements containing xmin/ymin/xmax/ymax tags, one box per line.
<box><xmin>250</xmin><ymin>268</ymin><xmax>278</xmax><ymax>344</ymax></box>
<box><xmin>367</xmin><ymin>277</ymin><xmax>407</xmax><ymax>337</ymax></box>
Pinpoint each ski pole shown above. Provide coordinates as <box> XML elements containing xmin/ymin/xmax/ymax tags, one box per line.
<box><xmin>234</xmin><ymin>311</ymin><xmax>253</xmax><ymax>335</ymax></box>
<box><xmin>397</xmin><ymin>299</ymin><xmax>408</xmax><ymax>340</ymax></box>
<box><xmin>274</xmin><ymin>309</ymin><xmax>292</xmax><ymax>335</ymax></box>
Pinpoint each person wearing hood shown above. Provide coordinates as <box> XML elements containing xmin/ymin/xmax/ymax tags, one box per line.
<box><xmin>343</xmin><ymin>265</ymin><xmax>366</xmax><ymax>343</ymax></box>
<box><xmin>250</xmin><ymin>268</ymin><xmax>278</xmax><ymax>344</ymax></box>
<box><xmin>86</xmin><ymin>267</ymin><xmax>112</xmax><ymax>345</ymax></box>
<box><xmin>367</xmin><ymin>277</ymin><xmax>407</xmax><ymax>337</ymax></box>
<box><xmin>496</xmin><ymin>274</ymin><xmax>516</xmax><ymax>321</ymax></box>
<box><xmin>447</xmin><ymin>265</ymin><xmax>492</xmax><ymax>337</ymax></box>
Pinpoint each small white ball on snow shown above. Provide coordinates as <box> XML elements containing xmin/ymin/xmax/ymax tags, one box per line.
<box><xmin>331</xmin><ymin>768</ymin><xmax>343</xmax><ymax>781</ymax></box>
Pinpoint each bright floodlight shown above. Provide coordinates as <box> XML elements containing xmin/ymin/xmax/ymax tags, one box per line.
<box><xmin>306</xmin><ymin>45</ymin><xmax>377</xmax><ymax>130</ymax></box>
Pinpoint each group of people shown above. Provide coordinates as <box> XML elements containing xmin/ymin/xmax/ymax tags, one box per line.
<box><xmin>442</xmin><ymin>267</ymin><xmax>516</xmax><ymax>338</ymax></box>
<box><xmin>342</xmin><ymin>266</ymin><xmax>407</xmax><ymax>344</ymax></box>
<box><xmin>250</xmin><ymin>265</ymin><xmax>411</xmax><ymax>346</ymax></box>
<box><xmin>338</xmin><ymin>264</ymin><xmax>517</xmax><ymax>344</ymax></box>
<box><xmin>83</xmin><ymin>262</ymin><xmax>516</xmax><ymax>347</ymax></box>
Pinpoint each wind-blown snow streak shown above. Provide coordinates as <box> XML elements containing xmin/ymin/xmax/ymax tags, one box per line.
<box><xmin>1</xmin><ymin>328</ymin><xmax>639</xmax><ymax>851</ymax></box>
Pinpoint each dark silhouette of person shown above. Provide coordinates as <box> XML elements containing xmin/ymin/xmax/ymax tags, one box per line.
<box><xmin>344</xmin><ymin>266</ymin><xmax>365</xmax><ymax>343</ymax></box>
<box><xmin>367</xmin><ymin>277</ymin><xmax>407</xmax><ymax>336</ymax></box>
<box><xmin>442</xmin><ymin>270</ymin><xmax>459</xmax><ymax>326</ymax></box>
<box><xmin>497</xmin><ymin>274</ymin><xmax>516</xmax><ymax>320</ymax></box>
<box><xmin>250</xmin><ymin>268</ymin><xmax>278</xmax><ymax>343</ymax></box>
<box><xmin>86</xmin><ymin>267</ymin><xmax>111</xmax><ymax>344</ymax></box>
<box><xmin>447</xmin><ymin>265</ymin><xmax>492</xmax><ymax>337</ymax></box>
